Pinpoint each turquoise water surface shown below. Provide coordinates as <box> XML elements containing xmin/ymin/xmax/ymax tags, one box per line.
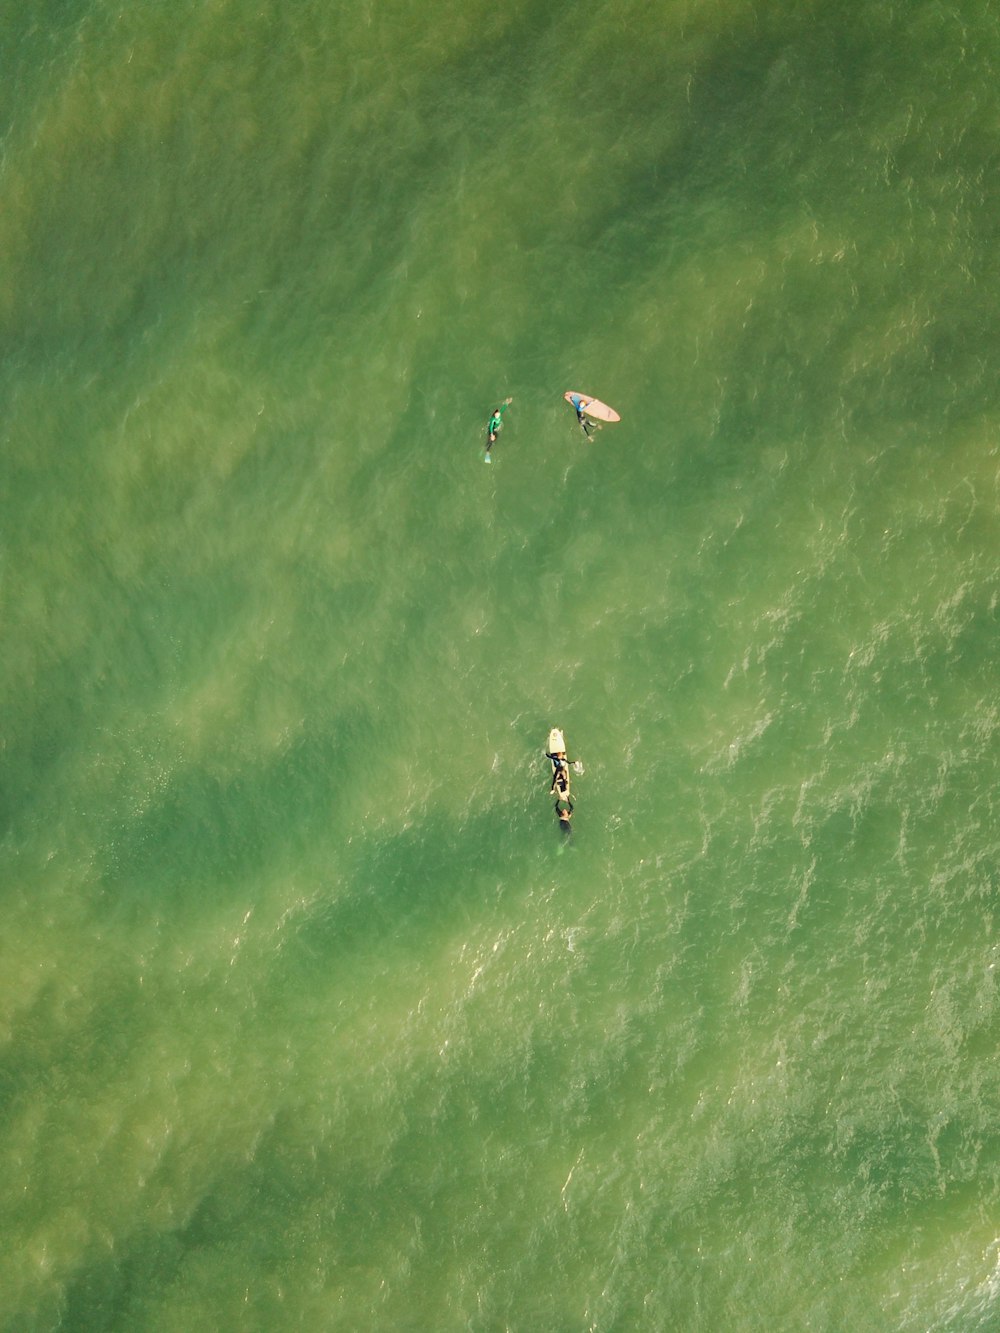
<box><xmin>3</xmin><ymin>1</ymin><xmax>1000</xmax><ymax>1328</ymax></box>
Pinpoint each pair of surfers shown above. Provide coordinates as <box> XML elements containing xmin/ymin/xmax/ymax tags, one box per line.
<box><xmin>484</xmin><ymin>393</ymin><xmax>606</xmax><ymax>460</ymax></box>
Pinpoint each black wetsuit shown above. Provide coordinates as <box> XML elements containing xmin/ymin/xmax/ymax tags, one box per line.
<box><xmin>546</xmin><ymin>752</ymin><xmax>574</xmax><ymax>794</ymax></box>
<box><xmin>555</xmin><ymin>794</ymin><xmax>574</xmax><ymax>834</ymax></box>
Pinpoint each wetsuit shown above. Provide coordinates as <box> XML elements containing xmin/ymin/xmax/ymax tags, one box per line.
<box><xmin>555</xmin><ymin>794</ymin><xmax>574</xmax><ymax>834</ymax></box>
<box><xmin>486</xmin><ymin>400</ymin><xmax>510</xmax><ymax>451</ymax></box>
<box><xmin>568</xmin><ymin>394</ymin><xmax>594</xmax><ymax>436</ymax></box>
<box><xmin>546</xmin><ymin>752</ymin><xmax>574</xmax><ymax>794</ymax></box>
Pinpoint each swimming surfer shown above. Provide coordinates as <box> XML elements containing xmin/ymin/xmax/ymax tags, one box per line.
<box><xmin>485</xmin><ymin>397</ymin><xmax>513</xmax><ymax>459</ymax></box>
<box><xmin>555</xmin><ymin>793</ymin><xmax>574</xmax><ymax>835</ymax></box>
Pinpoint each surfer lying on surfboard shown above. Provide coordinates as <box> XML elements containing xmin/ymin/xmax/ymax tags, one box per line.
<box><xmin>546</xmin><ymin>748</ymin><xmax>576</xmax><ymax>795</ymax></box>
<box><xmin>485</xmin><ymin>397</ymin><xmax>513</xmax><ymax>460</ymax></box>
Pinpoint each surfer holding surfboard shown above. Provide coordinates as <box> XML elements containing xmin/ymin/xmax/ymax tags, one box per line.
<box><xmin>564</xmin><ymin>391</ymin><xmax>620</xmax><ymax>437</ymax></box>
<box><xmin>567</xmin><ymin>393</ymin><xmax>596</xmax><ymax>436</ymax></box>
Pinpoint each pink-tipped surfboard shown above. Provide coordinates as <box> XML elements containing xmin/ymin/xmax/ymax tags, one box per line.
<box><xmin>564</xmin><ymin>391</ymin><xmax>621</xmax><ymax>423</ymax></box>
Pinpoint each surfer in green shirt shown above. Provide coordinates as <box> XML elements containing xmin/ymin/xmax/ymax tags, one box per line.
<box><xmin>485</xmin><ymin>397</ymin><xmax>513</xmax><ymax>460</ymax></box>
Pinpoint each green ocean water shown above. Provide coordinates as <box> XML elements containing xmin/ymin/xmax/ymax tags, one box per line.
<box><xmin>3</xmin><ymin>0</ymin><xmax>1000</xmax><ymax>1328</ymax></box>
